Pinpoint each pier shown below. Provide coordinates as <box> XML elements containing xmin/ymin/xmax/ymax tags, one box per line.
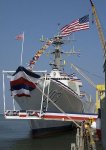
<box><xmin>71</xmin><ymin>121</ymin><xmax>103</xmax><ymax>150</ymax></box>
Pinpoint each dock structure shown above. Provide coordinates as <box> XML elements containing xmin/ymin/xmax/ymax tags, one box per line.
<box><xmin>71</xmin><ymin>120</ymin><xmax>103</xmax><ymax>150</ymax></box>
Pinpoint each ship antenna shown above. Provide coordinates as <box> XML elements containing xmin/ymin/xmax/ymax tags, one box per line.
<box><xmin>57</xmin><ymin>23</ymin><xmax>61</xmax><ymax>36</ymax></box>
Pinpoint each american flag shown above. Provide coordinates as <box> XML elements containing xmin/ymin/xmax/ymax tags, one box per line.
<box><xmin>16</xmin><ymin>33</ymin><xmax>24</xmax><ymax>41</ymax></box>
<box><xmin>60</xmin><ymin>15</ymin><xmax>89</xmax><ymax>37</ymax></box>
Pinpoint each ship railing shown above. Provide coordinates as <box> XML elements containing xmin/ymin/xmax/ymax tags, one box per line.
<box><xmin>4</xmin><ymin>110</ymin><xmax>41</xmax><ymax>119</ymax></box>
<box><xmin>4</xmin><ymin>109</ymin><xmax>98</xmax><ymax>122</ymax></box>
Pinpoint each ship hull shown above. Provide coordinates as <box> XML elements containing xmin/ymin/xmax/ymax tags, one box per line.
<box><xmin>29</xmin><ymin>120</ymin><xmax>75</xmax><ymax>137</ymax></box>
<box><xmin>14</xmin><ymin>78</ymin><xmax>84</xmax><ymax>133</ymax></box>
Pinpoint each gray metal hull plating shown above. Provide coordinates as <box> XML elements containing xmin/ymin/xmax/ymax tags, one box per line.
<box><xmin>15</xmin><ymin>79</ymin><xmax>83</xmax><ymax>130</ymax></box>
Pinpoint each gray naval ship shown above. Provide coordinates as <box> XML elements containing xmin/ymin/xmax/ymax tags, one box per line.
<box><xmin>9</xmin><ymin>35</ymin><xmax>95</xmax><ymax>135</ymax></box>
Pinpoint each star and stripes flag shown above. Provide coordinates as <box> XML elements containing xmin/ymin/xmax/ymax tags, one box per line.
<box><xmin>60</xmin><ymin>15</ymin><xmax>89</xmax><ymax>37</ymax></box>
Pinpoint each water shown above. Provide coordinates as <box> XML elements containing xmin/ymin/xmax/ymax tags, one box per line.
<box><xmin>0</xmin><ymin>114</ymin><xmax>76</xmax><ymax>150</ymax></box>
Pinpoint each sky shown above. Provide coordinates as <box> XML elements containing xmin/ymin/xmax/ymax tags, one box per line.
<box><xmin>0</xmin><ymin>0</ymin><xmax>106</xmax><ymax>112</ymax></box>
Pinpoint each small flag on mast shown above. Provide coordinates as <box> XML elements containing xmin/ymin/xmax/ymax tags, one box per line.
<box><xmin>16</xmin><ymin>33</ymin><xmax>24</xmax><ymax>41</ymax></box>
<box><xmin>16</xmin><ymin>32</ymin><xmax>24</xmax><ymax>66</ymax></box>
<box><xmin>60</xmin><ymin>15</ymin><xmax>89</xmax><ymax>37</ymax></box>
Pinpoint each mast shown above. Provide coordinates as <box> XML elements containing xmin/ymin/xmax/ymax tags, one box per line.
<box><xmin>51</xmin><ymin>36</ymin><xmax>64</xmax><ymax>70</ymax></box>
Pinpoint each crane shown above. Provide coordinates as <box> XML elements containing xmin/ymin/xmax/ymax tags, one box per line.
<box><xmin>89</xmin><ymin>0</ymin><xmax>106</xmax><ymax>110</ymax></box>
<box><xmin>71</xmin><ymin>64</ymin><xmax>96</xmax><ymax>89</ymax></box>
<box><xmin>90</xmin><ymin>0</ymin><xmax>106</xmax><ymax>58</ymax></box>
<box><xmin>71</xmin><ymin>63</ymin><xmax>105</xmax><ymax>112</ymax></box>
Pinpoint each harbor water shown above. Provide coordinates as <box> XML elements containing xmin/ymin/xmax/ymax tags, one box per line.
<box><xmin>0</xmin><ymin>114</ymin><xmax>76</xmax><ymax>150</ymax></box>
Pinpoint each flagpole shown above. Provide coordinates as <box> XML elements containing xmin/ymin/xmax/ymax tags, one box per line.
<box><xmin>20</xmin><ymin>32</ymin><xmax>24</xmax><ymax>66</ymax></box>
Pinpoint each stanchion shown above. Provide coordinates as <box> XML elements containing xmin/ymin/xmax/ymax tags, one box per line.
<box><xmin>71</xmin><ymin>143</ymin><xmax>76</xmax><ymax>150</ymax></box>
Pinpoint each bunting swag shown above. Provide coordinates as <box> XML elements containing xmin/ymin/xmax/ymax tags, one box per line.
<box><xmin>10</xmin><ymin>66</ymin><xmax>40</xmax><ymax>97</ymax></box>
<box><xmin>28</xmin><ymin>39</ymin><xmax>53</xmax><ymax>70</ymax></box>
